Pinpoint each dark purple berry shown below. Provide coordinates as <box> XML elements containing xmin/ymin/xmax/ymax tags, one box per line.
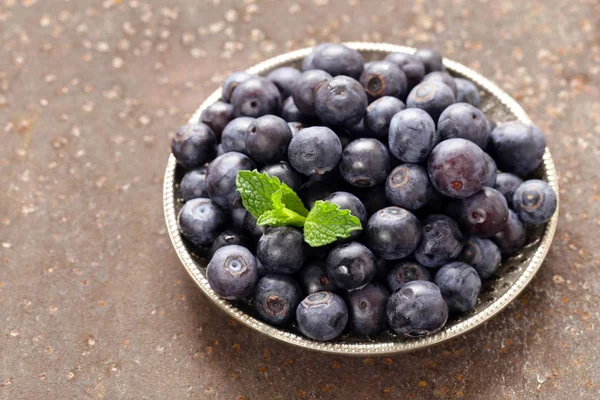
<box><xmin>178</xmin><ymin>198</ymin><xmax>225</xmax><ymax>246</ymax></box>
<box><xmin>346</xmin><ymin>283</ymin><xmax>389</xmax><ymax>335</ymax></box>
<box><xmin>359</xmin><ymin>61</ymin><xmax>408</xmax><ymax>100</ymax></box>
<box><xmin>252</xmin><ymin>274</ymin><xmax>302</xmax><ymax>326</ymax></box>
<box><xmin>407</xmin><ymin>81</ymin><xmax>455</xmax><ymax>122</ymax></box>
<box><xmin>180</xmin><ymin>167</ymin><xmax>207</xmax><ymax>201</ymax></box>
<box><xmin>434</xmin><ymin>262</ymin><xmax>481</xmax><ymax>313</ymax></box>
<box><xmin>366</xmin><ymin>207</ymin><xmax>421</xmax><ymax>260</ymax></box>
<box><xmin>436</xmin><ymin>103</ymin><xmax>490</xmax><ymax>149</ymax></box>
<box><xmin>292</xmin><ymin>69</ymin><xmax>332</xmax><ymax>116</ymax></box>
<box><xmin>389</xmin><ymin>108</ymin><xmax>439</xmax><ymax>163</ymax></box>
<box><xmin>230</xmin><ymin>77</ymin><xmax>281</xmax><ymax>118</ymax></box>
<box><xmin>205</xmin><ymin>152</ymin><xmax>255</xmax><ymax>209</ymax></box>
<box><xmin>207</xmin><ymin>245</ymin><xmax>258</xmax><ymax>300</ymax></box>
<box><xmin>512</xmin><ymin>179</ymin><xmax>557</xmax><ymax>225</ymax></box>
<box><xmin>384</xmin><ymin>52</ymin><xmax>426</xmax><ymax>91</ymax></box>
<box><xmin>385</xmin><ymin>261</ymin><xmax>432</xmax><ymax>293</ymax></box>
<box><xmin>489</xmin><ymin>122</ymin><xmax>546</xmax><ymax>176</ymax></box>
<box><xmin>171</xmin><ymin>123</ymin><xmax>217</xmax><ymax>169</ymax></box>
<box><xmin>415</xmin><ymin>214</ymin><xmax>464</xmax><ymax>268</ymax></box>
<box><xmin>315</xmin><ymin>76</ymin><xmax>368</xmax><ymax>128</ymax></box>
<box><xmin>459</xmin><ymin>238</ymin><xmax>501</xmax><ymax>280</ymax></box>
<box><xmin>267</xmin><ymin>66</ymin><xmax>302</xmax><ymax>98</ymax></box>
<box><xmin>340</xmin><ymin>138</ymin><xmax>391</xmax><ymax>188</ymax></box>
<box><xmin>296</xmin><ymin>291</ymin><xmax>348</xmax><ymax>341</ymax></box>
<box><xmin>246</xmin><ymin>115</ymin><xmax>292</xmax><ymax>164</ymax></box>
<box><xmin>200</xmin><ymin>101</ymin><xmax>234</xmax><ymax>139</ymax></box>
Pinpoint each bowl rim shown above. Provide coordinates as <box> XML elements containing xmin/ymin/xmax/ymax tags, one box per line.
<box><xmin>163</xmin><ymin>42</ymin><xmax>559</xmax><ymax>355</ymax></box>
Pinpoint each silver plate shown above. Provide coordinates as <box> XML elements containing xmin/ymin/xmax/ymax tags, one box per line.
<box><xmin>163</xmin><ymin>42</ymin><xmax>559</xmax><ymax>355</ymax></box>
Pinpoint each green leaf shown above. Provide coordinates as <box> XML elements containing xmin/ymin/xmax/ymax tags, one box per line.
<box><xmin>236</xmin><ymin>170</ymin><xmax>309</xmax><ymax>219</ymax></box>
<box><xmin>303</xmin><ymin>201</ymin><xmax>363</xmax><ymax>247</ymax></box>
<box><xmin>255</xmin><ymin>190</ymin><xmax>306</xmax><ymax>227</ymax></box>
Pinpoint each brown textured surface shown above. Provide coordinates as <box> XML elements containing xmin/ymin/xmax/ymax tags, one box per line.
<box><xmin>1</xmin><ymin>0</ymin><xmax>599</xmax><ymax>399</ymax></box>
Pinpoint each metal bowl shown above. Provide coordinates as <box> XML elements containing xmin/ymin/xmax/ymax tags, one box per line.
<box><xmin>163</xmin><ymin>42</ymin><xmax>559</xmax><ymax>355</ymax></box>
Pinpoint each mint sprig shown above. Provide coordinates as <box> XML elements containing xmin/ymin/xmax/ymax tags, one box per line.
<box><xmin>236</xmin><ymin>170</ymin><xmax>362</xmax><ymax>247</ymax></box>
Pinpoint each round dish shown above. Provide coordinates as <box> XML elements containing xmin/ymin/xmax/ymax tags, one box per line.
<box><xmin>163</xmin><ymin>42</ymin><xmax>559</xmax><ymax>355</ymax></box>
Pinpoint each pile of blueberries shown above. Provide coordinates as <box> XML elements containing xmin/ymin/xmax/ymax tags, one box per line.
<box><xmin>171</xmin><ymin>43</ymin><xmax>557</xmax><ymax>342</ymax></box>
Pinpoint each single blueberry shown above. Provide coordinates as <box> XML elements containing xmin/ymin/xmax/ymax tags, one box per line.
<box><xmin>366</xmin><ymin>207</ymin><xmax>421</xmax><ymax>260</ymax></box>
<box><xmin>414</xmin><ymin>48</ymin><xmax>444</xmax><ymax>73</ymax></box>
<box><xmin>452</xmin><ymin>187</ymin><xmax>509</xmax><ymax>237</ymax></box>
<box><xmin>364</xmin><ymin>96</ymin><xmax>406</xmax><ymax>140</ymax></box>
<box><xmin>489</xmin><ymin>122</ymin><xmax>546</xmax><ymax>176</ymax></box>
<box><xmin>200</xmin><ymin>101</ymin><xmax>234</xmax><ymax>140</ymax></box>
<box><xmin>222</xmin><ymin>71</ymin><xmax>253</xmax><ymax>102</ymax></box>
<box><xmin>292</xmin><ymin>69</ymin><xmax>332</xmax><ymax>116</ymax></box>
<box><xmin>301</xmin><ymin>43</ymin><xmax>332</xmax><ymax>71</ymax></box>
<box><xmin>246</xmin><ymin>115</ymin><xmax>293</xmax><ymax>164</ymax></box>
<box><xmin>455</xmin><ymin>78</ymin><xmax>481</xmax><ymax>108</ymax></box>
<box><xmin>298</xmin><ymin>262</ymin><xmax>338</xmax><ymax>294</ymax></box>
<box><xmin>252</xmin><ymin>274</ymin><xmax>302</xmax><ymax>326</ymax></box>
<box><xmin>296</xmin><ymin>291</ymin><xmax>348</xmax><ymax>341</ymax></box>
<box><xmin>260</xmin><ymin>161</ymin><xmax>304</xmax><ymax>192</ymax></box>
<box><xmin>388</xmin><ymin>108</ymin><xmax>439</xmax><ymax>163</ymax></box>
<box><xmin>315</xmin><ymin>76</ymin><xmax>368</xmax><ymax>128</ymax></box>
<box><xmin>340</xmin><ymin>138</ymin><xmax>391</xmax><ymax>188</ymax></box>
<box><xmin>422</xmin><ymin>71</ymin><xmax>458</xmax><ymax>96</ymax></box>
<box><xmin>345</xmin><ymin>283</ymin><xmax>389</xmax><ymax>335</ymax></box>
<box><xmin>257</xmin><ymin>227</ymin><xmax>306</xmax><ymax>274</ymax></box>
<box><xmin>211</xmin><ymin>230</ymin><xmax>251</xmax><ymax>256</ymax></box>
<box><xmin>492</xmin><ymin>210</ymin><xmax>526</xmax><ymax>254</ymax></box>
<box><xmin>207</xmin><ymin>245</ymin><xmax>258</xmax><ymax>300</ymax></box>
<box><xmin>221</xmin><ymin>117</ymin><xmax>254</xmax><ymax>154</ymax></box>
<box><xmin>359</xmin><ymin>61</ymin><xmax>408</xmax><ymax>100</ymax></box>
<box><xmin>434</xmin><ymin>262</ymin><xmax>481</xmax><ymax>314</ymax></box>
<box><xmin>406</xmin><ymin>81</ymin><xmax>456</xmax><ymax>122</ymax></box>
<box><xmin>311</xmin><ymin>43</ymin><xmax>364</xmax><ymax>79</ymax></box>
<box><xmin>512</xmin><ymin>179</ymin><xmax>557</xmax><ymax>225</ymax></box>
<box><xmin>288</xmin><ymin>126</ymin><xmax>342</xmax><ymax>176</ymax></box>
<box><xmin>326</xmin><ymin>242</ymin><xmax>376</xmax><ymax>290</ymax></box>
<box><xmin>178</xmin><ymin>198</ymin><xmax>225</xmax><ymax>247</ymax></box>
<box><xmin>428</xmin><ymin>138</ymin><xmax>488</xmax><ymax>198</ymax></box>
<box><xmin>385</xmin><ymin>261</ymin><xmax>432</xmax><ymax>293</ymax></box>
<box><xmin>385</xmin><ymin>164</ymin><xmax>436</xmax><ymax>211</ymax></box>
<box><xmin>267</xmin><ymin>66</ymin><xmax>302</xmax><ymax>99</ymax></box>
<box><xmin>493</xmin><ymin>173</ymin><xmax>523</xmax><ymax>207</ymax></box>
<box><xmin>387</xmin><ymin>281</ymin><xmax>448</xmax><ymax>337</ymax></box>
<box><xmin>171</xmin><ymin>123</ymin><xmax>217</xmax><ymax>170</ymax></box>
<box><xmin>384</xmin><ymin>52</ymin><xmax>426</xmax><ymax>91</ymax></box>
<box><xmin>415</xmin><ymin>214</ymin><xmax>464</xmax><ymax>268</ymax></box>
<box><xmin>230</xmin><ymin>77</ymin><xmax>281</xmax><ymax>118</ymax></box>
<box><xmin>180</xmin><ymin>166</ymin><xmax>207</xmax><ymax>202</ymax></box>
<box><xmin>205</xmin><ymin>152</ymin><xmax>255</xmax><ymax>209</ymax></box>
<box><xmin>437</xmin><ymin>103</ymin><xmax>490</xmax><ymax>149</ymax></box>
<box><xmin>459</xmin><ymin>237</ymin><xmax>502</xmax><ymax>280</ymax></box>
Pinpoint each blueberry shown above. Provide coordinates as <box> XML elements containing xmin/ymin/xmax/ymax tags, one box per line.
<box><xmin>366</xmin><ymin>207</ymin><xmax>421</xmax><ymax>260</ymax></box>
<box><xmin>296</xmin><ymin>291</ymin><xmax>348</xmax><ymax>341</ymax></box>
<box><xmin>326</xmin><ymin>242</ymin><xmax>376</xmax><ymax>290</ymax></box>
<box><xmin>406</xmin><ymin>81</ymin><xmax>455</xmax><ymax>122</ymax></box>
<box><xmin>493</xmin><ymin>173</ymin><xmax>523</xmax><ymax>207</ymax></box>
<box><xmin>414</xmin><ymin>48</ymin><xmax>444</xmax><ymax>73</ymax></box>
<box><xmin>171</xmin><ymin>123</ymin><xmax>217</xmax><ymax>169</ymax></box>
<box><xmin>211</xmin><ymin>230</ymin><xmax>251</xmax><ymax>255</ymax></box>
<box><xmin>346</xmin><ymin>283</ymin><xmax>389</xmax><ymax>335</ymax></box>
<box><xmin>384</xmin><ymin>52</ymin><xmax>426</xmax><ymax>91</ymax></box>
<box><xmin>325</xmin><ymin>191</ymin><xmax>368</xmax><ymax>238</ymax></box>
<box><xmin>243</xmin><ymin>212</ymin><xmax>267</xmax><ymax>240</ymax></box>
<box><xmin>455</xmin><ymin>78</ymin><xmax>481</xmax><ymax>108</ymax></box>
<box><xmin>231</xmin><ymin>77</ymin><xmax>281</xmax><ymax>118</ymax></box>
<box><xmin>230</xmin><ymin>207</ymin><xmax>248</xmax><ymax>231</ymax></box>
<box><xmin>260</xmin><ymin>161</ymin><xmax>303</xmax><ymax>192</ymax></box>
<box><xmin>292</xmin><ymin>69</ymin><xmax>332</xmax><ymax>116</ymax></box>
<box><xmin>483</xmin><ymin>152</ymin><xmax>498</xmax><ymax>187</ymax></box>
<box><xmin>359</xmin><ymin>61</ymin><xmax>408</xmax><ymax>100</ymax></box>
<box><xmin>252</xmin><ymin>274</ymin><xmax>302</xmax><ymax>326</ymax></box>
<box><xmin>178</xmin><ymin>198</ymin><xmax>225</xmax><ymax>246</ymax></box>
<box><xmin>288</xmin><ymin>121</ymin><xmax>305</xmax><ymax>136</ymax></box>
<box><xmin>428</xmin><ymin>138</ymin><xmax>488</xmax><ymax>198</ymax></box>
<box><xmin>364</xmin><ymin>96</ymin><xmax>406</xmax><ymax>140</ymax></box>
<box><xmin>388</xmin><ymin>108</ymin><xmax>439</xmax><ymax>163</ymax></box>
<box><xmin>200</xmin><ymin>101</ymin><xmax>234</xmax><ymax>139</ymax></box>
<box><xmin>340</xmin><ymin>138</ymin><xmax>391</xmax><ymax>187</ymax></box>
<box><xmin>356</xmin><ymin>185</ymin><xmax>390</xmax><ymax>215</ymax></box>
<box><xmin>311</xmin><ymin>43</ymin><xmax>364</xmax><ymax>79</ymax></box>
<box><xmin>221</xmin><ymin>117</ymin><xmax>254</xmax><ymax>154</ymax></box>
<box><xmin>434</xmin><ymin>262</ymin><xmax>481</xmax><ymax>313</ymax></box>
<box><xmin>385</xmin><ymin>261</ymin><xmax>432</xmax><ymax>293</ymax></box>
<box><xmin>436</xmin><ymin>103</ymin><xmax>490</xmax><ymax>149</ymax></box>
<box><xmin>298</xmin><ymin>179</ymin><xmax>335</xmax><ymax>209</ymax></box>
<box><xmin>298</xmin><ymin>262</ymin><xmax>338</xmax><ymax>294</ymax></box>
<box><xmin>315</xmin><ymin>76</ymin><xmax>368</xmax><ymax>128</ymax></box>
<box><xmin>415</xmin><ymin>214</ymin><xmax>464</xmax><ymax>268</ymax></box>
<box><xmin>301</xmin><ymin>43</ymin><xmax>332</xmax><ymax>71</ymax></box>
<box><xmin>492</xmin><ymin>210</ymin><xmax>526</xmax><ymax>254</ymax></box>
<box><xmin>280</xmin><ymin>96</ymin><xmax>307</xmax><ymax>123</ymax></box>
<box><xmin>222</xmin><ymin>71</ymin><xmax>253</xmax><ymax>102</ymax></box>
<box><xmin>386</xmin><ymin>164</ymin><xmax>436</xmax><ymax>211</ymax></box>
<box><xmin>489</xmin><ymin>122</ymin><xmax>546</xmax><ymax>176</ymax></box>
<box><xmin>512</xmin><ymin>179</ymin><xmax>557</xmax><ymax>225</ymax></box>
<box><xmin>257</xmin><ymin>227</ymin><xmax>306</xmax><ymax>274</ymax></box>
<box><xmin>267</xmin><ymin>66</ymin><xmax>302</xmax><ymax>98</ymax></box>
<box><xmin>205</xmin><ymin>152</ymin><xmax>255</xmax><ymax>209</ymax></box>
<box><xmin>180</xmin><ymin>166</ymin><xmax>207</xmax><ymax>201</ymax></box>
<box><xmin>207</xmin><ymin>245</ymin><xmax>258</xmax><ymax>300</ymax></box>
<box><xmin>246</xmin><ymin>115</ymin><xmax>293</xmax><ymax>164</ymax></box>
<box><xmin>288</xmin><ymin>126</ymin><xmax>342</xmax><ymax>176</ymax></box>
<box><xmin>387</xmin><ymin>281</ymin><xmax>448</xmax><ymax>337</ymax></box>
<box><xmin>422</xmin><ymin>71</ymin><xmax>458</xmax><ymax>96</ymax></box>
<box><xmin>452</xmin><ymin>187</ymin><xmax>509</xmax><ymax>237</ymax></box>
<box><xmin>458</xmin><ymin>237</ymin><xmax>501</xmax><ymax>280</ymax></box>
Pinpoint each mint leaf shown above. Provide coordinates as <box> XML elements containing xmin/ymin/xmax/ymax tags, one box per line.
<box><xmin>256</xmin><ymin>190</ymin><xmax>306</xmax><ymax>227</ymax></box>
<box><xmin>236</xmin><ymin>170</ymin><xmax>308</xmax><ymax>219</ymax></box>
<box><xmin>303</xmin><ymin>201</ymin><xmax>362</xmax><ymax>247</ymax></box>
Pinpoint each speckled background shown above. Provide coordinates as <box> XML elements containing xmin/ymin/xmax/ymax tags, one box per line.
<box><xmin>1</xmin><ymin>0</ymin><xmax>599</xmax><ymax>399</ymax></box>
